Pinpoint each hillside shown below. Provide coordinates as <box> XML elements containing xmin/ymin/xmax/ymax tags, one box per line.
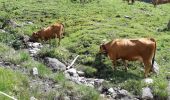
<box><xmin>0</xmin><ymin>0</ymin><xmax>170</xmax><ymax>99</ymax></box>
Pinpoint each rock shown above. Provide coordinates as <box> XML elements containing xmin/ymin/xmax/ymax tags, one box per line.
<box><xmin>44</xmin><ymin>57</ymin><xmax>66</xmax><ymax>72</ymax></box>
<box><xmin>29</xmin><ymin>49</ymin><xmax>38</xmax><ymax>55</ymax></box>
<box><xmin>32</xmin><ymin>42</ymin><xmax>42</xmax><ymax>48</ymax></box>
<box><xmin>27</xmin><ymin>42</ymin><xmax>33</xmax><ymax>47</ymax></box>
<box><xmin>85</xmin><ymin>83</ymin><xmax>94</xmax><ymax>88</ymax></box>
<box><xmin>30</xmin><ymin>96</ymin><xmax>37</xmax><ymax>100</ymax></box>
<box><xmin>20</xmin><ymin>35</ymin><xmax>30</xmax><ymax>44</ymax></box>
<box><xmin>2</xmin><ymin>19</ymin><xmax>21</xmax><ymax>28</ymax></box>
<box><xmin>71</xmin><ymin>77</ymin><xmax>81</xmax><ymax>84</ymax></box>
<box><xmin>118</xmin><ymin>89</ymin><xmax>129</xmax><ymax>97</ymax></box>
<box><xmin>94</xmin><ymin>79</ymin><xmax>104</xmax><ymax>87</ymax></box>
<box><xmin>77</xmin><ymin>71</ymin><xmax>85</xmax><ymax>76</ymax></box>
<box><xmin>30</xmin><ymin>67</ymin><xmax>38</xmax><ymax>76</ymax></box>
<box><xmin>99</xmin><ymin>94</ymin><xmax>106</xmax><ymax>99</ymax></box>
<box><xmin>64</xmin><ymin>96</ymin><xmax>70</xmax><ymax>100</ymax></box>
<box><xmin>124</xmin><ymin>15</ymin><xmax>132</xmax><ymax>19</ymax></box>
<box><xmin>64</xmin><ymin>71</ymin><xmax>71</xmax><ymax>79</ymax></box>
<box><xmin>153</xmin><ymin>61</ymin><xmax>159</xmax><ymax>74</ymax></box>
<box><xmin>142</xmin><ymin>87</ymin><xmax>153</xmax><ymax>100</ymax></box>
<box><xmin>144</xmin><ymin>78</ymin><xmax>153</xmax><ymax>84</ymax></box>
<box><xmin>27</xmin><ymin>21</ymin><xmax>33</xmax><ymax>25</ymax></box>
<box><xmin>108</xmin><ymin>88</ymin><xmax>114</xmax><ymax>93</ymax></box>
<box><xmin>66</xmin><ymin>68</ymin><xmax>77</xmax><ymax>76</ymax></box>
<box><xmin>0</xmin><ymin>29</ymin><xmax>6</xmax><ymax>33</ymax></box>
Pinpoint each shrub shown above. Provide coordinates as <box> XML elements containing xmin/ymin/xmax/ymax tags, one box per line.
<box><xmin>83</xmin><ymin>66</ymin><xmax>97</xmax><ymax>77</ymax></box>
<box><xmin>121</xmin><ymin>80</ymin><xmax>142</xmax><ymax>95</ymax></box>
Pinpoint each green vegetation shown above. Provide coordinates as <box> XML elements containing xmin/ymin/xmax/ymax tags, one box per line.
<box><xmin>54</xmin><ymin>72</ymin><xmax>100</xmax><ymax>100</ymax></box>
<box><xmin>0</xmin><ymin>0</ymin><xmax>169</xmax><ymax>99</ymax></box>
<box><xmin>0</xmin><ymin>67</ymin><xmax>29</xmax><ymax>99</ymax></box>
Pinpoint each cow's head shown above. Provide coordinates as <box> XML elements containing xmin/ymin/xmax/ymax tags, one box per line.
<box><xmin>31</xmin><ymin>32</ymin><xmax>39</xmax><ymax>42</ymax></box>
<box><xmin>99</xmin><ymin>44</ymin><xmax>107</xmax><ymax>54</ymax></box>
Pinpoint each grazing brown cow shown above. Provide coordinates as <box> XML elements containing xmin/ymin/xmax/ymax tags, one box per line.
<box><xmin>31</xmin><ymin>23</ymin><xmax>64</xmax><ymax>45</ymax></box>
<box><xmin>152</xmin><ymin>0</ymin><xmax>170</xmax><ymax>6</ymax></box>
<box><xmin>100</xmin><ymin>38</ymin><xmax>156</xmax><ymax>77</ymax></box>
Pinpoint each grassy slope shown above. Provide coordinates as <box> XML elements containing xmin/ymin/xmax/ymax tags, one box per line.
<box><xmin>0</xmin><ymin>0</ymin><xmax>170</xmax><ymax>99</ymax></box>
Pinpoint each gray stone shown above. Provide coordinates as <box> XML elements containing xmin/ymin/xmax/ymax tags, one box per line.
<box><xmin>66</xmin><ymin>68</ymin><xmax>77</xmax><ymax>76</ymax></box>
<box><xmin>27</xmin><ymin>21</ymin><xmax>33</xmax><ymax>25</ymax></box>
<box><xmin>119</xmin><ymin>89</ymin><xmax>129</xmax><ymax>96</ymax></box>
<box><xmin>144</xmin><ymin>78</ymin><xmax>153</xmax><ymax>84</ymax></box>
<box><xmin>142</xmin><ymin>87</ymin><xmax>153</xmax><ymax>100</ymax></box>
<box><xmin>64</xmin><ymin>96</ymin><xmax>70</xmax><ymax>100</ymax></box>
<box><xmin>153</xmin><ymin>61</ymin><xmax>159</xmax><ymax>74</ymax></box>
<box><xmin>64</xmin><ymin>71</ymin><xmax>71</xmax><ymax>80</ymax></box>
<box><xmin>0</xmin><ymin>29</ymin><xmax>6</xmax><ymax>33</ymax></box>
<box><xmin>85</xmin><ymin>83</ymin><xmax>94</xmax><ymax>88</ymax></box>
<box><xmin>94</xmin><ymin>79</ymin><xmax>104</xmax><ymax>87</ymax></box>
<box><xmin>124</xmin><ymin>15</ymin><xmax>132</xmax><ymax>19</ymax></box>
<box><xmin>32</xmin><ymin>42</ymin><xmax>42</xmax><ymax>48</ymax></box>
<box><xmin>71</xmin><ymin>77</ymin><xmax>81</xmax><ymax>84</ymax></box>
<box><xmin>44</xmin><ymin>57</ymin><xmax>66</xmax><ymax>72</ymax></box>
<box><xmin>29</xmin><ymin>49</ymin><xmax>38</xmax><ymax>55</ymax></box>
<box><xmin>77</xmin><ymin>71</ymin><xmax>85</xmax><ymax>76</ymax></box>
<box><xmin>108</xmin><ymin>88</ymin><xmax>114</xmax><ymax>93</ymax></box>
<box><xmin>31</xmin><ymin>67</ymin><xmax>38</xmax><ymax>76</ymax></box>
<box><xmin>30</xmin><ymin>96</ymin><xmax>37</xmax><ymax>100</ymax></box>
<box><xmin>21</xmin><ymin>35</ymin><xmax>30</xmax><ymax>43</ymax></box>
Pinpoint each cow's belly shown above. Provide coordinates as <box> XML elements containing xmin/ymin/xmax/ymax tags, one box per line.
<box><xmin>122</xmin><ymin>56</ymin><xmax>143</xmax><ymax>62</ymax></box>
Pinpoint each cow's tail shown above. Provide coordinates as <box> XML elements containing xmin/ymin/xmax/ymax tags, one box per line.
<box><xmin>150</xmin><ymin>38</ymin><xmax>156</xmax><ymax>68</ymax></box>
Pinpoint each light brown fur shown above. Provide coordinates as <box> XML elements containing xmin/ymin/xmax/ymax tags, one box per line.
<box><xmin>100</xmin><ymin>38</ymin><xmax>156</xmax><ymax>77</ymax></box>
<box><xmin>31</xmin><ymin>23</ymin><xmax>64</xmax><ymax>45</ymax></box>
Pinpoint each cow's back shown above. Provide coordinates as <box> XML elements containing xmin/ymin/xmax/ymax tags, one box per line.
<box><xmin>110</xmin><ymin>38</ymin><xmax>155</xmax><ymax>61</ymax></box>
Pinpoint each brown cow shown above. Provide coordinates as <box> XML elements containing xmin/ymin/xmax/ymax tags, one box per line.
<box><xmin>31</xmin><ymin>23</ymin><xmax>64</xmax><ymax>45</ymax></box>
<box><xmin>152</xmin><ymin>0</ymin><xmax>170</xmax><ymax>6</ymax></box>
<box><xmin>100</xmin><ymin>38</ymin><xmax>156</xmax><ymax>77</ymax></box>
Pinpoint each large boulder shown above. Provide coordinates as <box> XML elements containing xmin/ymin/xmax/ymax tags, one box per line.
<box><xmin>142</xmin><ymin>87</ymin><xmax>153</xmax><ymax>100</ymax></box>
<box><xmin>44</xmin><ymin>57</ymin><xmax>66</xmax><ymax>72</ymax></box>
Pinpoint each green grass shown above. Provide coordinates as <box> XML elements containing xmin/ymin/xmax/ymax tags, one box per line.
<box><xmin>0</xmin><ymin>0</ymin><xmax>170</xmax><ymax>99</ymax></box>
<box><xmin>0</xmin><ymin>67</ymin><xmax>30</xmax><ymax>100</ymax></box>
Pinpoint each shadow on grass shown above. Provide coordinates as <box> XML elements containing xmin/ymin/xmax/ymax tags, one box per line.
<box><xmin>93</xmin><ymin>53</ymin><xmax>143</xmax><ymax>83</ymax></box>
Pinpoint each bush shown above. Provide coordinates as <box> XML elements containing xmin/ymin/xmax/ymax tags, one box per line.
<box><xmin>83</xmin><ymin>66</ymin><xmax>97</xmax><ymax>77</ymax></box>
<box><xmin>121</xmin><ymin>80</ymin><xmax>142</xmax><ymax>95</ymax></box>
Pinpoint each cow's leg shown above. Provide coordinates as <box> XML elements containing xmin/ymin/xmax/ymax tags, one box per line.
<box><xmin>132</xmin><ymin>0</ymin><xmax>135</xmax><ymax>4</ymax></box>
<box><xmin>56</xmin><ymin>34</ymin><xmax>61</xmax><ymax>46</ymax></box>
<box><xmin>111</xmin><ymin>60</ymin><xmax>116</xmax><ymax>70</ymax></box>
<box><xmin>143</xmin><ymin>60</ymin><xmax>152</xmax><ymax>77</ymax></box>
<box><xmin>152</xmin><ymin>0</ymin><xmax>157</xmax><ymax>7</ymax></box>
<box><xmin>123</xmin><ymin>60</ymin><xmax>128</xmax><ymax>72</ymax></box>
<box><xmin>58</xmin><ymin>37</ymin><xmax>61</xmax><ymax>46</ymax></box>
